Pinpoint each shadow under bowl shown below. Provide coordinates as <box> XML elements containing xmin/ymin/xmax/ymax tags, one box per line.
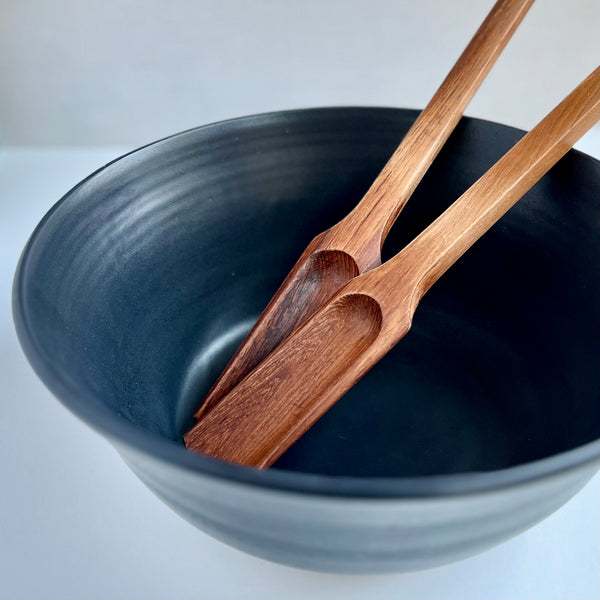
<box><xmin>13</xmin><ymin>108</ymin><xmax>600</xmax><ymax>573</ymax></box>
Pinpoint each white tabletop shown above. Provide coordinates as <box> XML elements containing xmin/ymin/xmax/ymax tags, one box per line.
<box><xmin>1</xmin><ymin>139</ymin><xmax>599</xmax><ymax>599</ymax></box>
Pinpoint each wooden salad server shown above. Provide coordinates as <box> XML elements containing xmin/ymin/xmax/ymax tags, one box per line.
<box><xmin>194</xmin><ymin>0</ymin><xmax>535</xmax><ymax>420</ymax></box>
<box><xmin>185</xmin><ymin>68</ymin><xmax>600</xmax><ymax>467</ymax></box>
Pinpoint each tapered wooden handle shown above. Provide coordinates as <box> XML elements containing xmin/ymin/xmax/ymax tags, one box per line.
<box><xmin>370</xmin><ymin>67</ymin><xmax>600</xmax><ymax>313</ymax></box>
<box><xmin>333</xmin><ymin>0</ymin><xmax>535</xmax><ymax>267</ymax></box>
<box><xmin>192</xmin><ymin>0</ymin><xmax>533</xmax><ymax>420</ymax></box>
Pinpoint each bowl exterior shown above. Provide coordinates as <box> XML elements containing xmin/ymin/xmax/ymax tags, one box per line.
<box><xmin>118</xmin><ymin>442</ymin><xmax>597</xmax><ymax>573</ymax></box>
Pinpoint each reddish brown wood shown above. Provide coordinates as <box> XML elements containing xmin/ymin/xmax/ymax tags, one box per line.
<box><xmin>193</xmin><ymin>0</ymin><xmax>535</xmax><ymax>420</ymax></box>
<box><xmin>184</xmin><ymin>68</ymin><xmax>600</xmax><ymax>467</ymax></box>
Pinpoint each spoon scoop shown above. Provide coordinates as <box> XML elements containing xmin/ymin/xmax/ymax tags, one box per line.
<box><xmin>185</xmin><ymin>68</ymin><xmax>600</xmax><ymax>467</ymax></box>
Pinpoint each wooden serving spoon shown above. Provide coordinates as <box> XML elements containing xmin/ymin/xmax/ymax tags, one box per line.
<box><xmin>185</xmin><ymin>68</ymin><xmax>600</xmax><ymax>467</ymax></box>
<box><xmin>193</xmin><ymin>0</ymin><xmax>535</xmax><ymax>420</ymax></box>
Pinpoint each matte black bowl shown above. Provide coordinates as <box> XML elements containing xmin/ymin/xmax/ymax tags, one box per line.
<box><xmin>13</xmin><ymin>108</ymin><xmax>600</xmax><ymax>573</ymax></box>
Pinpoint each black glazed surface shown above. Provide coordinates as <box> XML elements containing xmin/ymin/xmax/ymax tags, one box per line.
<box><xmin>14</xmin><ymin>108</ymin><xmax>600</xmax><ymax>480</ymax></box>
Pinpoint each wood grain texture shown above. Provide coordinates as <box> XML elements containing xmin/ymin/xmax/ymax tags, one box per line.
<box><xmin>194</xmin><ymin>0</ymin><xmax>535</xmax><ymax>420</ymax></box>
<box><xmin>184</xmin><ymin>68</ymin><xmax>600</xmax><ymax>467</ymax></box>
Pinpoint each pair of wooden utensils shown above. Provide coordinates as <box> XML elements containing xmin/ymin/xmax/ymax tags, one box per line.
<box><xmin>185</xmin><ymin>0</ymin><xmax>600</xmax><ymax>468</ymax></box>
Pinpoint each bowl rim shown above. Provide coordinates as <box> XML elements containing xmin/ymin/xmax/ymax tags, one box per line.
<box><xmin>12</xmin><ymin>106</ymin><xmax>600</xmax><ymax>499</ymax></box>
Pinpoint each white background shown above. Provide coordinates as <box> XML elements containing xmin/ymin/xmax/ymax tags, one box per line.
<box><xmin>1</xmin><ymin>0</ymin><xmax>599</xmax><ymax>146</ymax></box>
<box><xmin>1</xmin><ymin>0</ymin><xmax>599</xmax><ymax>598</ymax></box>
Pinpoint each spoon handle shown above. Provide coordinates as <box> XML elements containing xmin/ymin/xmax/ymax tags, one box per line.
<box><xmin>329</xmin><ymin>0</ymin><xmax>535</xmax><ymax>269</ymax></box>
<box><xmin>367</xmin><ymin>66</ymin><xmax>600</xmax><ymax>317</ymax></box>
<box><xmin>194</xmin><ymin>0</ymin><xmax>534</xmax><ymax>420</ymax></box>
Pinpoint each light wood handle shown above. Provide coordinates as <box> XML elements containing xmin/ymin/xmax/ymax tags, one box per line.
<box><xmin>191</xmin><ymin>0</ymin><xmax>534</xmax><ymax>420</ymax></box>
<box><xmin>372</xmin><ymin>67</ymin><xmax>600</xmax><ymax>313</ymax></box>
<box><xmin>338</xmin><ymin>0</ymin><xmax>535</xmax><ymax>266</ymax></box>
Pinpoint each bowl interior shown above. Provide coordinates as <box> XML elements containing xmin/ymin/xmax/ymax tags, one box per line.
<box><xmin>15</xmin><ymin>108</ymin><xmax>600</xmax><ymax>477</ymax></box>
